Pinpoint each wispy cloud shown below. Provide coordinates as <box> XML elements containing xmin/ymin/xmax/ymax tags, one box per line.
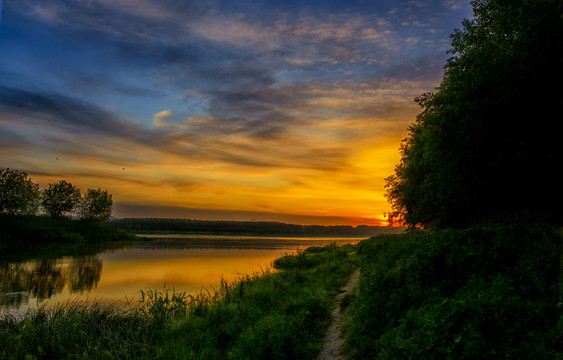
<box><xmin>0</xmin><ymin>86</ymin><xmax>151</xmax><ymax>140</ymax></box>
<box><xmin>0</xmin><ymin>0</ymin><xmax>473</xmax><ymax>224</ymax></box>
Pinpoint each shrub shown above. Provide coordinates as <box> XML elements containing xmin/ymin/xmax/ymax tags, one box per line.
<box><xmin>345</xmin><ymin>222</ymin><xmax>561</xmax><ymax>359</ymax></box>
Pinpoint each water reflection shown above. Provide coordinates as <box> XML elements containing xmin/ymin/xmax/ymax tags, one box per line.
<box><xmin>134</xmin><ymin>235</ymin><xmax>362</xmax><ymax>250</ymax></box>
<box><xmin>1</xmin><ymin>237</ymin><xmax>362</xmax><ymax>315</ymax></box>
<box><xmin>0</xmin><ymin>256</ymin><xmax>102</xmax><ymax>310</ymax></box>
<box><xmin>68</xmin><ymin>257</ymin><xmax>103</xmax><ymax>293</ymax></box>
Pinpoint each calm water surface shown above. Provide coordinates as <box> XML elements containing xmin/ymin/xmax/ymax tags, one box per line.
<box><xmin>0</xmin><ymin>236</ymin><xmax>362</xmax><ymax>315</ymax></box>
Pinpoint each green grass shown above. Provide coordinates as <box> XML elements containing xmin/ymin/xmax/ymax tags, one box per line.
<box><xmin>344</xmin><ymin>222</ymin><xmax>561</xmax><ymax>359</ymax></box>
<box><xmin>157</xmin><ymin>244</ymin><xmax>358</xmax><ymax>359</ymax></box>
<box><xmin>0</xmin><ymin>301</ymin><xmax>161</xmax><ymax>359</ymax></box>
<box><xmin>0</xmin><ymin>244</ymin><xmax>358</xmax><ymax>359</ymax></box>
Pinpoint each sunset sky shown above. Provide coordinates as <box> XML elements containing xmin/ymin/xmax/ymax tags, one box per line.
<box><xmin>0</xmin><ymin>0</ymin><xmax>472</xmax><ymax>225</ymax></box>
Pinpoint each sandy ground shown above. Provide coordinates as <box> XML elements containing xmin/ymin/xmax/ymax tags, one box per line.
<box><xmin>317</xmin><ymin>268</ymin><xmax>361</xmax><ymax>360</ymax></box>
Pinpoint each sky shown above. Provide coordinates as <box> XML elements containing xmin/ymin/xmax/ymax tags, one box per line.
<box><xmin>0</xmin><ymin>0</ymin><xmax>473</xmax><ymax>226</ymax></box>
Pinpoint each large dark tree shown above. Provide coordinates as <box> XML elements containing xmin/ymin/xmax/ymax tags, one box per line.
<box><xmin>79</xmin><ymin>188</ymin><xmax>113</xmax><ymax>222</ymax></box>
<box><xmin>385</xmin><ymin>0</ymin><xmax>563</xmax><ymax>228</ymax></box>
<box><xmin>0</xmin><ymin>169</ymin><xmax>40</xmax><ymax>215</ymax></box>
<box><xmin>42</xmin><ymin>180</ymin><xmax>81</xmax><ymax>218</ymax></box>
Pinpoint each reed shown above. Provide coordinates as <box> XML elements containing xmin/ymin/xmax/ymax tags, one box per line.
<box><xmin>0</xmin><ymin>244</ymin><xmax>357</xmax><ymax>359</ymax></box>
<box><xmin>0</xmin><ymin>300</ymin><xmax>160</xmax><ymax>359</ymax></box>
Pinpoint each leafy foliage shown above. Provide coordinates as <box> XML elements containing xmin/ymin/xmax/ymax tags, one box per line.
<box><xmin>0</xmin><ymin>169</ymin><xmax>115</xmax><ymax>221</ymax></box>
<box><xmin>344</xmin><ymin>222</ymin><xmax>561</xmax><ymax>359</ymax></box>
<box><xmin>41</xmin><ymin>180</ymin><xmax>81</xmax><ymax>218</ymax></box>
<box><xmin>385</xmin><ymin>0</ymin><xmax>563</xmax><ymax>228</ymax></box>
<box><xmin>0</xmin><ymin>169</ymin><xmax>40</xmax><ymax>215</ymax></box>
<box><xmin>80</xmin><ymin>188</ymin><xmax>113</xmax><ymax>221</ymax></box>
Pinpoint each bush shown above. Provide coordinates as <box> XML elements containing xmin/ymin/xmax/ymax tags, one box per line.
<box><xmin>345</xmin><ymin>222</ymin><xmax>561</xmax><ymax>359</ymax></box>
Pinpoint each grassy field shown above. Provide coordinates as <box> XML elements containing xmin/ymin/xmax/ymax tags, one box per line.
<box><xmin>0</xmin><ymin>244</ymin><xmax>358</xmax><ymax>359</ymax></box>
<box><xmin>343</xmin><ymin>222</ymin><xmax>561</xmax><ymax>359</ymax></box>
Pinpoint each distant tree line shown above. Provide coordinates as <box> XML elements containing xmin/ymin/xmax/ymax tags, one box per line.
<box><xmin>0</xmin><ymin>168</ymin><xmax>113</xmax><ymax>221</ymax></box>
<box><xmin>385</xmin><ymin>0</ymin><xmax>563</xmax><ymax>228</ymax></box>
<box><xmin>111</xmin><ymin>217</ymin><xmax>403</xmax><ymax>237</ymax></box>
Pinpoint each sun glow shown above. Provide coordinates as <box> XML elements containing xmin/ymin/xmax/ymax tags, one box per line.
<box><xmin>0</xmin><ymin>0</ymin><xmax>471</xmax><ymax>226</ymax></box>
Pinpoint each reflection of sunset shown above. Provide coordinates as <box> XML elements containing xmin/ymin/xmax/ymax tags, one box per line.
<box><xmin>1</xmin><ymin>247</ymin><xmax>295</xmax><ymax>314</ymax></box>
<box><xmin>98</xmin><ymin>248</ymin><xmax>286</xmax><ymax>297</ymax></box>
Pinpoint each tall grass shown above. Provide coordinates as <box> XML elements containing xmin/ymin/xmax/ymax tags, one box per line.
<box><xmin>0</xmin><ymin>301</ymin><xmax>161</xmax><ymax>359</ymax></box>
<box><xmin>0</xmin><ymin>244</ymin><xmax>358</xmax><ymax>359</ymax></box>
<box><xmin>157</xmin><ymin>245</ymin><xmax>357</xmax><ymax>359</ymax></box>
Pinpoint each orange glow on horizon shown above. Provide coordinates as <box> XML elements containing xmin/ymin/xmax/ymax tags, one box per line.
<box><xmin>23</xmin><ymin>132</ymin><xmax>406</xmax><ymax>226</ymax></box>
<box><xmin>0</xmin><ymin>0</ymin><xmax>471</xmax><ymax>228</ymax></box>
<box><xmin>10</xmin><ymin>78</ymin><xmax>423</xmax><ymax>227</ymax></box>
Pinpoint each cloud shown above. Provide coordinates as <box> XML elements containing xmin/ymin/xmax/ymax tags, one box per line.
<box><xmin>8</xmin><ymin>1</ymin><xmax>438</xmax><ymax>82</ymax></box>
<box><xmin>3</xmin><ymin>0</ymin><xmax>460</xmax><ymax>139</ymax></box>
<box><xmin>0</xmin><ymin>86</ymin><xmax>150</xmax><ymax>140</ymax></box>
<box><xmin>444</xmin><ymin>0</ymin><xmax>469</xmax><ymax>11</ymax></box>
<box><xmin>0</xmin><ymin>71</ymin><xmax>427</xmax><ymax>176</ymax></box>
<box><xmin>111</xmin><ymin>203</ymin><xmax>381</xmax><ymax>226</ymax></box>
<box><xmin>0</xmin><ymin>0</ymin><xmax>474</xmax><ymax>224</ymax></box>
<box><xmin>152</xmin><ymin>110</ymin><xmax>173</xmax><ymax>127</ymax></box>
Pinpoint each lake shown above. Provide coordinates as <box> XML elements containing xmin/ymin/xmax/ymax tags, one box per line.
<box><xmin>0</xmin><ymin>236</ymin><xmax>363</xmax><ymax>315</ymax></box>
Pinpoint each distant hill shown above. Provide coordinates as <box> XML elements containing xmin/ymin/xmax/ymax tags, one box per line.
<box><xmin>109</xmin><ymin>218</ymin><xmax>404</xmax><ymax>237</ymax></box>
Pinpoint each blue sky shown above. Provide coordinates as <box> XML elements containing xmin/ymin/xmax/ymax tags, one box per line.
<box><xmin>0</xmin><ymin>0</ymin><xmax>473</xmax><ymax>225</ymax></box>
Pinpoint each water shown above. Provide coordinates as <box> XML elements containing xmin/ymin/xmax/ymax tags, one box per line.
<box><xmin>0</xmin><ymin>236</ymin><xmax>362</xmax><ymax>315</ymax></box>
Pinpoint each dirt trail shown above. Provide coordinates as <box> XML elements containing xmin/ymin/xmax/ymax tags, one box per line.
<box><xmin>317</xmin><ymin>268</ymin><xmax>361</xmax><ymax>360</ymax></box>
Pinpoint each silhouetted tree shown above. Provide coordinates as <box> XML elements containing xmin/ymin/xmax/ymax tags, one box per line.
<box><xmin>79</xmin><ymin>188</ymin><xmax>113</xmax><ymax>221</ymax></box>
<box><xmin>385</xmin><ymin>0</ymin><xmax>563</xmax><ymax>228</ymax></box>
<box><xmin>0</xmin><ymin>168</ymin><xmax>40</xmax><ymax>215</ymax></box>
<box><xmin>42</xmin><ymin>180</ymin><xmax>81</xmax><ymax>218</ymax></box>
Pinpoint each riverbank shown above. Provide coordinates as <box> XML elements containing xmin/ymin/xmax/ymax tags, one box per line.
<box><xmin>0</xmin><ymin>214</ymin><xmax>136</xmax><ymax>261</ymax></box>
<box><xmin>2</xmin><ymin>221</ymin><xmax>559</xmax><ymax>359</ymax></box>
<box><xmin>0</xmin><ymin>244</ymin><xmax>358</xmax><ymax>359</ymax></box>
<box><xmin>343</xmin><ymin>221</ymin><xmax>561</xmax><ymax>359</ymax></box>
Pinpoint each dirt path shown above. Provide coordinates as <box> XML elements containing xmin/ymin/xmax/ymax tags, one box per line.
<box><xmin>317</xmin><ymin>268</ymin><xmax>361</xmax><ymax>360</ymax></box>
